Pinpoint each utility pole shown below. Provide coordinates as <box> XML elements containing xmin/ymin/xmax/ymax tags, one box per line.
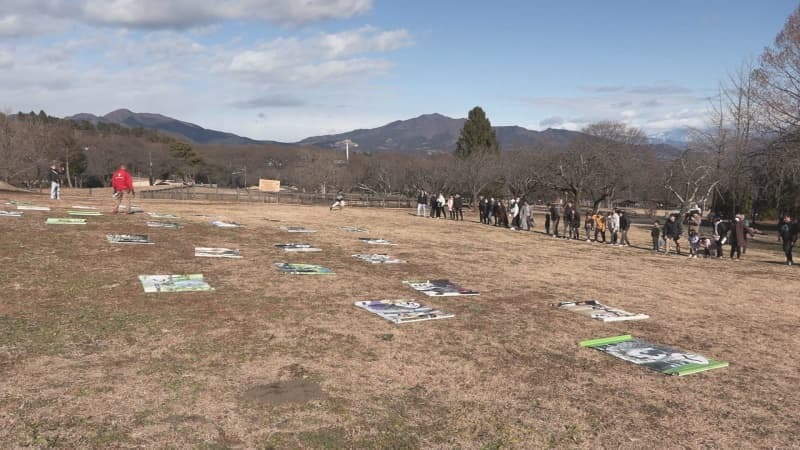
<box><xmin>149</xmin><ymin>149</ymin><xmax>154</xmax><ymax>186</ymax></box>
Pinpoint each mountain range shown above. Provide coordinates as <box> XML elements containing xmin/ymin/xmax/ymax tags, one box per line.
<box><xmin>66</xmin><ymin>109</ymin><xmax>684</xmax><ymax>157</ymax></box>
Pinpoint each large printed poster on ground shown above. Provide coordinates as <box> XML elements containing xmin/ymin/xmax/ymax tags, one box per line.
<box><xmin>0</xmin><ymin>211</ymin><xmax>22</xmax><ymax>217</ymax></box>
<box><xmin>46</xmin><ymin>218</ymin><xmax>86</xmax><ymax>225</ymax></box>
<box><xmin>107</xmin><ymin>234</ymin><xmax>153</xmax><ymax>244</ymax></box>
<box><xmin>403</xmin><ymin>280</ymin><xmax>480</xmax><ymax>297</ymax></box>
<box><xmin>19</xmin><ymin>205</ymin><xmax>51</xmax><ymax>211</ymax></box>
<box><xmin>148</xmin><ymin>212</ymin><xmax>179</xmax><ymax>219</ymax></box>
<box><xmin>340</xmin><ymin>226</ymin><xmax>368</xmax><ymax>233</ymax></box>
<box><xmin>274</xmin><ymin>243</ymin><xmax>322</xmax><ymax>252</ymax></box>
<box><xmin>280</xmin><ymin>226</ymin><xmax>316</xmax><ymax>233</ymax></box>
<box><xmin>358</xmin><ymin>238</ymin><xmax>396</xmax><ymax>245</ymax></box>
<box><xmin>556</xmin><ymin>300</ymin><xmax>649</xmax><ymax>322</ymax></box>
<box><xmin>354</xmin><ymin>300</ymin><xmax>454</xmax><ymax>324</ymax></box>
<box><xmin>210</xmin><ymin>220</ymin><xmax>243</xmax><ymax>228</ymax></box>
<box><xmin>146</xmin><ymin>221</ymin><xmax>182</xmax><ymax>229</ymax></box>
<box><xmin>68</xmin><ymin>210</ymin><xmax>103</xmax><ymax>216</ymax></box>
<box><xmin>275</xmin><ymin>263</ymin><xmax>334</xmax><ymax>274</ymax></box>
<box><xmin>138</xmin><ymin>274</ymin><xmax>214</xmax><ymax>293</ymax></box>
<box><xmin>580</xmin><ymin>335</ymin><xmax>729</xmax><ymax>376</ymax></box>
<box><xmin>195</xmin><ymin>247</ymin><xmax>242</xmax><ymax>258</ymax></box>
<box><xmin>352</xmin><ymin>254</ymin><xmax>406</xmax><ymax>264</ymax></box>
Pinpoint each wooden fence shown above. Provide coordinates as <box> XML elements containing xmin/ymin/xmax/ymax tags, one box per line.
<box><xmin>139</xmin><ymin>187</ymin><xmax>416</xmax><ymax>208</ymax></box>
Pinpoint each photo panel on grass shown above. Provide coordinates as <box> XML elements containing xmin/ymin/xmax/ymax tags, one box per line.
<box><xmin>107</xmin><ymin>234</ymin><xmax>153</xmax><ymax>244</ymax></box>
<box><xmin>195</xmin><ymin>247</ymin><xmax>242</xmax><ymax>258</ymax></box>
<box><xmin>352</xmin><ymin>254</ymin><xmax>406</xmax><ymax>264</ymax></box>
<box><xmin>139</xmin><ymin>274</ymin><xmax>214</xmax><ymax>293</ymax></box>
<box><xmin>274</xmin><ymin>243</ymin><xmax>322</xmax><ymax>252</ymax></box>
<box><xmin>46</xmin><ymin>218</ymin><xmax>86</xmax><ymax>225</ymax></box>
<box><xmin>555</xmin><ymin>300</ymin><xmax>649</xmax><ymax>322</ymax></box>
<box><xmin>580</xmin><ymin>335</ymin><xmax>728</xmax><ymax>376</ymax></box>
<box><xmin>403</xmin><ymin>279</ymin><xmax>480</xmax><ymax>296</ymax></box>
<box><xmin>275</xmin><ymin>263</ymin><xmax>334</xmax><ymax>275</ymax></box>
<box><xmin>354</xmin><ymin>300</ymin><xmax>454</xmax><ymax>324</ymax></box>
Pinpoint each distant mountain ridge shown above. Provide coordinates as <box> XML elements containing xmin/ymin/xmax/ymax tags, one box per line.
<box><xmin>66</xmin><ymin>109</ymin><xmax>273</xmax><ymax>146</ymax></box>
<box><xmin>298</xmin><ymin>113</ymin><xmax>585</xmax><ymax>153</ymax></box>
<box><xmin>64</xmin><ymin>109</ymin><xmax>682</xmax><ymax>158</ymax></box>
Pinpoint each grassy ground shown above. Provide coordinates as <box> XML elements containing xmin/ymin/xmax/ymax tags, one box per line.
<box><xmin>1</xmin><ymin>193</ymin><xmax>799</xmax><ymax>448</ymax></box>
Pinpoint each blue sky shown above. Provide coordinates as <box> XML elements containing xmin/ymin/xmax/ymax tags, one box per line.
<box><xmin>0</xmin><ymin>0</ymin><xmax>796</xmax><ymax>141</ymax></box>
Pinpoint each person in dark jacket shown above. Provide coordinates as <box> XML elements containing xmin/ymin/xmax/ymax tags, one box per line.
<box><xmin>570</xmin><ymin>209</ymin><xmax>581</xmax><ymax>240</ymax></box>
<box><xmin>729</xmin><ymin>215</ymin><xmax>746</xmax><ymax>259</ymax></box>
<box><xmin>544</xmin><ymin>204</ymin><xmax>552</xmax><ymax>235</ymax></box>
<box><xmin>497</xmin><ymin>200</ymin><xmax>508</xmax><ymax>228</ymax></box>
<box><xmin>549</xmin><ymin>203</ymin><xmax>560</xmax><ymax>237</ymax></box>
<box><xmin>778</xmin><ymin>214</ymin><xmax>798</xmax><ymax>266</ymax></box>
<box><xmin>563</xmin><ymin>202</ymin><xmax>576</xmax><ymax>238</ymax></box>
<box><xmin>651</xmin><ymin>220</ymin><xmax>661</xmax><ymax>253</ymax></box>
<box><xmin>619</xmin><ymin>210</ymin><xmax>632</xmax><ymax>246</ymax></box>
<box><xmin>453</xmin><ymin>194</ymin><xmax>463</xmax><ymax>221</ymax></box>
<box><xmin>429</xmin><ymin>193</ymin><xmax>437</xmax><ymax>218</ymax></box>
<box><xmin>663</xmin><ymin>214</ymin><xmax>682</xmax><ymax>255</ymax></box>
<box><xmin>711</xmin><ymin>217</ymin><xmax>728</xmax><ymax>258</ymax></box>
<box><xmin>416</xmin><ymin>190</ymin><xmax>428</xmax><ymax>217</ymax></box>
<box><xmin>48</xmin><ymin>163</ymin><xmax>64</xmax><ymax>200</ymax></box>
<box><xmin>478</xmin><ymin>196</ymin><xmax>488</xmax><ymax>224</ymax></box>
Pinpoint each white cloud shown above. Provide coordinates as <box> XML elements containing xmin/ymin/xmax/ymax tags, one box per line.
<box><xmin>226</xmin><ymin>27</ymin><xmax>408</xmax><ymax>85</ymax></box>
<box><xmin>525</xmin><ymin>85</ymin><xmax>711</xmax><ymax>133</ymax></box>
<box><xmin>0</xmin><ymin>0</ymin><xmax>373</xmax><ymax>34</ymax></box>
<box><xmin>0</xmin><ymin>47</ymin><xmax>13</xmax><ymax>68</ymax></box>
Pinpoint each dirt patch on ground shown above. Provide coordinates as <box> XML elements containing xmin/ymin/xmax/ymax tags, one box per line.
<box><xmin>241</xmin><ymin>380</ymin><xmax>324</xmax><ymax>406</ymax></box>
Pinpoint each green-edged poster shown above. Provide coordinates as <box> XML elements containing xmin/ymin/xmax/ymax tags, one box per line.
<box><xmin>580</xmin><ymin>335</ymin><xmax>728</xmax><ymax>376</ymax></box>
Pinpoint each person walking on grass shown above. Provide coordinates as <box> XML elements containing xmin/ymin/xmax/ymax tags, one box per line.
<box><xmin>778</xmin><ymin>214</ymin><xmax>798</xmax><ymax>266</ymax></box>
<box><xmin>429</xmin><ymin>192</ymin><xmax>437</xmax><ymax>218</ymax></box>
<box><xmin>563</xmin><ymin>202</ymin><xmax>575</xmax><ymax>239</ymax></box>
<box><xmin>663</xmin><ymin>214</ymin><xmax>682</xmax><ymax>255</ymax></box>
<box><xmin>416</xmin><ymin>190</ymin><xmax>428</xmax><ymax>217</ymax></box>
<box><xmin>111</xmin><ymin>163</ymin><xmax>135</xmax><ymax>214</ymax></box>
<box><xmin>478</xmin><ymin>196</ymin><xmax>488</xmax><ymax>224</ymax></box>
<box><xmin>454</xmin><ymin>194</ymin><xmax>464</xmax><ymax>221</ymax></box>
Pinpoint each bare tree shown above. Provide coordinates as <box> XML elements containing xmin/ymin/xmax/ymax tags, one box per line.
<box><xmin>662</xmin><ymin>148</ymin><xmax>721</xmax><ymax>215</ymax></box>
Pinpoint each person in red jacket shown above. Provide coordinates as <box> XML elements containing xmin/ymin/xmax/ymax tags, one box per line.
<box><xmin>111</xmin><ymin>164</ymin><xmax>135</xmax><ymax>214</ymax></box>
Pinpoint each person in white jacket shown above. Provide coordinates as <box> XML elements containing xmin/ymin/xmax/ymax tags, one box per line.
<box><xmin>608</xmin><ymin>210</ymin><xmax>620</xmax><ymax>245</ymax></box>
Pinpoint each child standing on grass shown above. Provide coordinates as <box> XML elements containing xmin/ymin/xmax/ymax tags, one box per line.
<box><xmin>699</xmin><ymin>237</ymin><xmax>713</xmax><ymax>258</ymax></box>
<box><xmin>651</xmin><ymin>220</ymin><xmax>661</xmax><ymax>253</ymax></box>
<box><xmin>688</xmin><ymin>230</ymin><xmax>700</xmax><ymax>258</ymax></box>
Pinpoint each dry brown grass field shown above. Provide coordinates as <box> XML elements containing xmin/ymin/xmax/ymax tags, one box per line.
<box><xmin>1</xmin><ymin>193</ymin><xmax>799</xmax><ymax>448</ymax></box>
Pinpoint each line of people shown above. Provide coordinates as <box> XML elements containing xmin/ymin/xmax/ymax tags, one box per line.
<box><xmin>476</xmin><ymin>196</ymin><xmax>534</xmax><ymax>231</ymax></box>
<box><xmin>416</xmin><ymin>191</ymin><xmax>464</xmax><ymax>221</ymax></box>
<box><xmin>544</xmin><ymin>202</ymin><xmax>632</xmax><ymax>245</ymax></box>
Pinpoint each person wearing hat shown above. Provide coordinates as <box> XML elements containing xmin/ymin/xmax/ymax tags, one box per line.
<box><xmin>48</xmin><ymin>162</ymin><xmax>64</xmax><ymax>200</ymax></box>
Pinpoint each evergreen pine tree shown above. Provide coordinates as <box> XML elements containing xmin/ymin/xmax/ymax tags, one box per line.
<box><xmin>456</xmin><ymin>106</ymin><xmax>499</xmax><ymax>158</ymax></box>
